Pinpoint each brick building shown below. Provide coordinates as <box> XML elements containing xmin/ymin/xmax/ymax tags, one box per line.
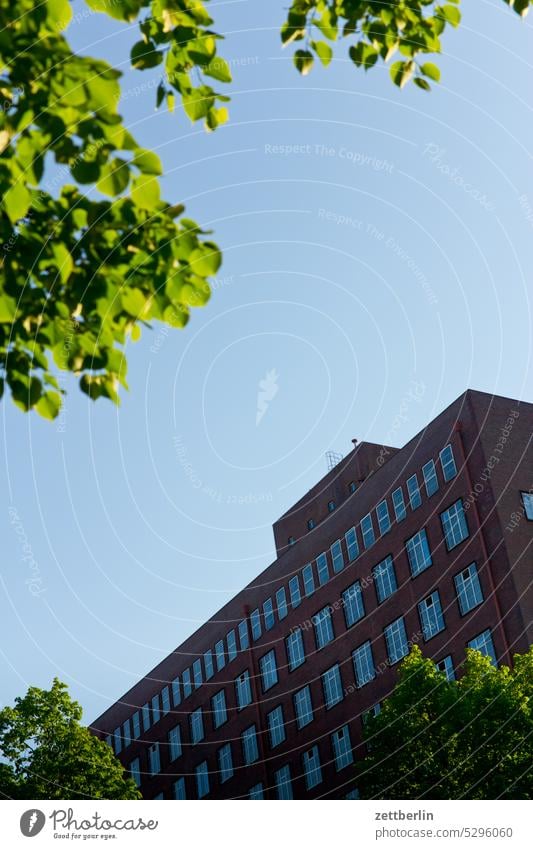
<box><xmin>91</xmin><ymin>389</ymin><xmax>533</xmax><ymax>799</ymax></box>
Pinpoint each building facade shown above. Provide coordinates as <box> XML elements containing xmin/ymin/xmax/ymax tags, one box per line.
<box><xmin>91</xmin><ymin>390</ymin><xmax>533</xmax><ymax>799</ymax></box>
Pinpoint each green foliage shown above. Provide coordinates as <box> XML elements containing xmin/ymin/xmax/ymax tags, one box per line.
<box><xmin>357</xmin><ymin>646</ymin><xmax>533</xmax><ymax>799</ymax></box>
<box><xmin>0</xmin><ymin>0</ymin><xmax>228</xmax><ymax>419</ymax></box>
<box><xmin>283</xmin><ymin>0</ymin><xmax>532</xmax><ymax>90</ymax></box>
<box><xmin>0</xmin><ymin>679</ymin><xmax>140</xmax><ymax>799</ymax></box>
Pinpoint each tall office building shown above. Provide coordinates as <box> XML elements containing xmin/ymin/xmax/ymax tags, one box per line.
<box><xmin>91</xmin><ymin>390</ymin><xmax>533</xmax><ymax>799</ymax></box>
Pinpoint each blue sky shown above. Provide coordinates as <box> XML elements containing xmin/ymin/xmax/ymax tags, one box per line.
<box><xmin>1</xmin><ymin>0</ymin><xmax>532</xmax><ymax>723</ymax></box>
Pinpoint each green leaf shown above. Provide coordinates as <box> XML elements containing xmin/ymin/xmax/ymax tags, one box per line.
<box><xmin>438</xmin><ymin>4</ymin><xmax>462</xmax><ymax>26</ymax></box>
<box><xmin>0</xmin><ymin>294</ymin><xmax>17</xmax><ymax>323</ymax></box>
<box><xmin>3</xmin><ymin>181</ymin><xmax>31</xmax><ymax>224</ymax></box>
<box><xmin>188</xmin><ymin>242</ymin><xmax>222</xmax><ymax>276</ymax></box>
<box><xmin>294</xmin><ymin>50</ymin><xmax>314</xmax><ymax>75</ymax></box>
<box><xmin>130</xmin><ymin>174</ymin><xmax>160</xmax><ymax>210</ymax></box>
<box><xmin>312</xmin><ymin>40</ymin><xmax>333</xmax><ymax>66</ymax></box>
<box><xmin>390</xmin><ymin>60</ymin><xmax>414</xmax><ymax>89</ymax></box>
<box><xmin>46</xmin><ymin>0</ymin><xmax>73</xmax><ymax>32</ymax></box>
<box><xmin>131</xmin><ymin>149</ymin><xmax>163</xmax><ymax>176</ymax></box>
<box><xmin>420</xmin><ymin>62</ymin><xmax>441</xmax><ymax>82</ymax></box>
<box><xmin>349</xmin><ymin>42</ymin><xmax>379</xmax><ymax>70</ymax></box>
<box><xmin>414</xmin><ymin>77</ymin><xmax>431</xmax><ymax>91</ymax></box>
<box><xmin>96</xmin><ymin>160</ymin><xmax>130</xmax><ymax>196</ymax></box>
<box><xmin>51</xmin><ymin>243</ymin><xmax>73</xmax><ymax>283</ymax></box>
<box><xmin>204</xmin><ymin>57</ymin><xmax>232</xmax><ymax>83</ymax></box>
<box><xmin>131</xmin><ymin>40</ymin><xmax>163</xmax><ymax>70</ymax></box>
<box><xmin>36</xmin><ymin>391</ymin><xmax>62</xmax><ymax>420</ymax></box>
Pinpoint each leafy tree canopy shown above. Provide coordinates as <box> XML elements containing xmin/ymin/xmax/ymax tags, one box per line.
<box><xmin>0</xmin><ymin>678</ymin><xmax>140</xmax><ymax>799</ymax></box>
<box><xmin>358</xmin><ymin>645</ymin><xmax>533</xmax><ymax>799</ymax></box>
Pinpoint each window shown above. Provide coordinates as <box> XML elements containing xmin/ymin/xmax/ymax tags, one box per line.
<box><xmin>384</xmin><ymin>617</ymin><xmax>409</xmax><ymax>664</ymax></box>
<box><xmin>250</xmin><ymin>608</ymin><xmax>262</xmax><ymax>640</ymax></box>
<box><xmin>286</xmin><ymin>628</ymin><xmax>305</xmax><ymax>671</ymax></box>
<box><xmin>316</xmin><ymin>552</ymin><xmax>329</xmax><ymax>586</ymax></box>
<box><xmin>195</xmin><ymin>761</ymin><xmax>209</xmax><ymax>798</ymax></box>
<box><xmin>238</xmin><ymin>619</ymin><xmax>249</xmax><ymax>651</ymax></box>
<box><xmin>307</xmin><ymin>518</ymin><xmax>316</xmax><ymax>530</ymax></box>
<box><xmin>440</xmin><ymin>444</ymin><xmax>457</xmax><ymax>482</ymax></box>
<box><xmin>263</xmin><ymin>598</ymin><xmax>275</xmax><ymax>631</ymax></box>
<box><xmin>422</xmin><ymin>460</ymin><xmax>439</xmax><ymax>496</ymax></box>
<box><xmin>132</xmin><ymin>711</ymin><xmax>141</xmax><ymax>740</ymax></box>
<box><xmin>169</xmin><ymin>725</ymin><xmax>182</xmax><ymax>761</ymax></box>
<box><xmin>332</xmin><ymin>725</ymin><xmax>353</xmax><ymax>771</ymax></box>
<box><xmin>302</xmin><ymin>563</ymin><xmax>315</xmax><ymax>597</ymax></box>
<box><xmin>226</xmin><ymin>630</ymin><xmax>238</xmax><ymax>661</ymax></box>
<box><xmin>174</xmin><ymin>777</ymin><xmax>186</xmax><ymax>799</ymax></box>
<box><xmin>331</xmin><ymin>540</ymin><xmax>344</xmax><ymax>573</ymax></box>
<box><xmin>468</xmin><ymin>629</ymin><xmax>497</xmax><ymax>665</ymax></box>
<box><xmin>235</xmin><ymin>670</ymin><xmax>252</xmax><ymax>710</ymax></box>
<box><xmin>345</xmin><ymin>526</ymin><xmax>359</xmax><ymax>561</ymax></box>
<box><xmin>328</xmin><ymin>500</ymin><xmax>336</xmax><ymax>512</ymax></box>
<box><xmin>190</xmin><ymin>707</ymin><xmax>204</xmax><ymax>744</ymax></box>
<box><xmin>113</xmin><ymin>727</ymin><xmax>122</xmax><ymax>755</ymax></box>
<box><xmin>349</xmin><ymin>481</ymin><xmax>358</xmax><ymax>494</ymax></box>
<box><xmin>259</xmin><ymin>649</ymin><xmax>278</xmax><ymax>692</ymax></box>
<box><xmin>148</xmin><ymin>743</ymin><xmax>160</xmax><ymax>776</ymax></box>
<box><xmin>362</xmin><ymin>703</ymin><xmax>381</xmax><ymax>725</ymax></box>
<box><xmin>313</xmin><ymin>606</ymin><xmax>334</xmax><ymax>649</ymax></box>
<box><xmin>122</xmin><ymin>718</ymin><xmax>131</xmax><ymax>747</ymax></box>
<box><xmin>276</xmin><ymin>586</ymin><xmax>288</xmax><ymax>620</ymax></box>
<box><xmin>373</xmin><ymin>556</ymin><xmax>397</xmax><ymax>603</ymax></box>
<box><xmin>275</xmin><ymin>765</ymin><xmax>293</xmax><ymax>799</ymax></box>
<box><xmin>215</xmin><ymin>640</ymin><xmax>225</xmax><ymax>671</ymax></box>
<box><xmin>249</xmin><ymin>783</ymin><xmax>264</xmax><ymax>799</ymax></box>
<box><xmin>182</xmin><ymin>668</ymin><xmax>192</xmax><ymax>698</ymax></box>
<box><xmin>322</xmin><ymin>664</ymin><xmax>343</xmax><ymax>709</ymax></box>
<box><xmin>521</xmin><ymin>491</ymin><xmax>533</xmax><ymax>520</ymax></box>
<box><xmin>407</xmin><ymin>474</ymin><xmax>422</xmax><ymax>509</ymax></box>
<box><xmin>418</xmin><ymin>590</ymin><xmax>445</xmax><ymax>640</ymax></box>
<box><xmin>192</xmin><ymin>658</ymin><xmax>202</xmax><ymax>689</ymax></box>
<box><xmin>392</xmin><ymin>486</ymin><xmax>407</xmax><ymax>521</ymax></box>
<box><xmin>376</xmin><ymin>500</ymin><xmax>391</xmax><ymax>535</ymax></box>
<box><xmin>436</xmin><ymin>655</ymin><xmax>455</xmax><ymax>681</ymax></box>
<box><xmin>242</xmin><ymin>725</ymin><xmax>259</xmax><ymax>765</ymax></box>
<box><xmin>203</xmin><ymin>650</ymin><xmax>214</xmax><ymax>680</ymax></box>
<box><xmin>141</xmin><ymin>703</ymin><xmax>151</xmax><ymax>732</ymax></box>
<box><xmin>406</xmin><ymin>529</ymin><xmax>432</xmax><ymax>577</ymax></box>
<box><xmin>441</xmin><ymin>499</ymin><xmax>469</xmax><ymax>550</ymax></box>
<box><xmin>294</xmin><ymin>686</ymin><xmax>313</xmax><ymax>729</ymax></box>
<box><xmin>161</xmin><ymin>686</ymin><xmax>170</xmax><ymax>715</ymax></box>
<box><xmin>129</xmin><ymin>757</ymin><xmax>141</xmax><ymax>787</ymax></box>
<box><xmin>171</xmin><ymin>677</ymin><xmax>181</xmax><ymax>707</ymax></box>
<box><xmin>302</xmin><ymin>746</ymin><xmax>322</xmax><ymax>790</ymax></box>
<box><xmin>288</xmin><ymin>535</ymin><xmax>296</xmax><ymax>546</ymax></box>
<box><xmin>352</xmin><ymin>641</ymin><xmax>375</xmax><ymax>687</ymax></box>
<box><xmin>345</xmin><ymin>788</ymin><xmax>360</xmax><ymax>799</ymax></box>
<box><xmin>218</xmin><ymin>743</ymin><xmax>233</xmax><ymax>783</ymax></box>
<box><xmin>151</xmin><ymin>694</ymin><xmax>160</xmax><ymax>724</ymax></box>
<box><xmin>267</xmin><ymin>705</ymin><xmax>286</xmax><ymax>748</ymax></box>
<box><xmin>343</xmin><ymin>580</ymin><xmax>365</xmax><ymax>627</ymax></box>
<box><xmin>361</xmin><ymin>513</ymin><xmax>375</xmax><ymax>548</ymax></box>
<box><xmin>455</xmin><ymin>562</ymin><xmax>483</xmax><ymax>614</ymax></box>
<box><xmin>289</xmin><ymin>575</ymin><xmax>302</xmax><ymax>608</ymax></box>
<box><xmin>211</xmin><ymin>689</ymin><xmax>227</xmax><ymax>729</ymax></box>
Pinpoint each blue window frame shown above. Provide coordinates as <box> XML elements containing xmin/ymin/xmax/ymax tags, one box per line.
<box><xmin>267</xmin><ymin>705</ymin><xmax>286</xmax><ymax>748</ymax></box>
<box><xmin>215</xmin><ymin>640</ymin><xmax>225</xmax><ymax>671</ymax></box>
<box><xmin>250</xmin><ymin>608</ymin><xmax>262</xmax><ymax>640</ymax></box>
<box><xmin>238</xmin><ymin>619</ymin><xmax>249</xmax><ymax>651</ymax></box>
<box><xmin>203</xmin><ymin>650</ymin><xmax>214</xmax><ymax>681</ymax></box>
<box><xmin>422</xmin><ymin>459</ymin><xmax>439</xmax><ymax>496</ymax></box>
<box><xmin>289</xmin><ymin>575</ymin><xmax>302</xmax><ymax>608</ymax></box>
<box><xmin>182</xmin><ymin>668</ymin><xmax>192</xmax><ymax>698</ymax></box>
<box><xmin>468</xmin><ymin>629</ymin><xmax>497</xmax><ymax>665</ymax></box>
<box><xmin>440</xmin><ymin>499</ymin><xmax>469</xmax><ymax>550</ymax></box>
<box><xmin>345</xmin><ymin>526</ymin><xmax>359</xmax><ymax>561</ymax></box>
<box><xmin>322</xmin><ymin>664</ymin><xmax>343</xmax><ymax>709</ymax></box>
<box><xmin>352</xmin><ymin>640</ymin><xmax>375</xmax><ymax>687</ymax></box>
<box><xmin>192</xmin><ymin>658</ymin><xmax>202</xmax><ymax>689</ymax></box>
<box><xmin>151</xmin><ymin>694</ymin><xmax>161</xmax><ymax>724</ymax></box>
<box><xmin>286</xmin><ymin>628</ymin><xmax>305</xmax><ymax>671</ymax></box>
<box><xmin>392</xmin><ymin>486</ymin><xmax>407</xmax><ymax>521</ymax></box>
<box><xmin>249</xmin><ymin>783</ymin><xmax>264</xmax><ymax>799</ymax></box>
<box><xmin>122</xmin><ymin>718</ymin><xmax>131</xmax><ymax>747</ymax></box>
<box><xmin>307</xmin><ymin>518</ymin><xmax>316</xmax><ymax>530</ymax></box>
<box><xmin>316</xmin><ymin>552</ymin><xmax>329</xmax><ymax>586</ymax></box>
<box><xmin>171</xmin><ymin>677</ymin><xmax>181</xmax><ymax>707</ymax></box>
<box><xmin>195</xmin><ymin>761</ymin><xmax>209</xmax><ymax>798</ymax></box>
<box><xmin>259</xmin><ymin>649</ymin><xmax>278</xmax><ymax>692</ymax></box>
<box><xmin>276</xmin><ymin>586</ymin><xmax>288</xmax><ymax>619</ymax></box>
<box><xmin>342</xmin><ymin>580</ymin><xmax>365</xmax><ymax>627</ymax></box>
<box><xmin>406</xmin><ymin>528</ymin><xmax>432</xmax><ymax>577</ymax></box>
<box><xmin>242</xmin><ymin>724</ymin><xmax>259</xmax><ymax>765</ymax></box>
<box><xmin>373</xmin><ymin>555</ymin><xmax>397</xmax><ymax>603</ymax></box>
<box><xmin>190</xmin><ymin>707</ymin><xmax>204</xmax><ymax>744</ymax></box>
<box><xmin>384</xmin><ymin>616</ymin><xmax>409</xmax><ymax>664</ymax></box>
<box><xmin>142</xmin><ymin>703</ymin><xmax>151</xmax><ymax>731</ymax></box>
<box><xmin>302</xmin><ymin>746</ymin><xmax>322</xmax><ymax>790</ymax></box>
<box><xmin>407</xmin><ymin>474</ymin><xmax>422</xmax><ymax>509</ymax></box>
<box><xmin>454</xmin><ymin>562</ymin><xmax>483</xmax><ymax>614</ymax></box>
<box><xmin>275</xmin><ymin>765</ymin><xmax>293</xmax><ymax>799</ymax></box>
<box><xmin>148</xmin><ymin>743</ymin><xmax>160</xmax><ymax>775</ymax></box>
<box><xmin>313</xmin><ymin>606</ymin><xmax>334</xmax><ymax>649</ymax></box>
<box><xmin>161</xmin><ymin>686</ymin><xmax>170</xmax><ymax>715</ymax></box>
<box><xmin>521</xmin><ymin>491</ymin><xmax>533</xmax><ymax>520</ymax></box>
<box><xmin>328</xmin><ymin>500</ymin><xmax>336</xmax><ymax>512</ymax></box>
<box><xmin>212</xmin><ymin>689</ymin><xmax>227</xmax><ymax>729</ymax></box>
<box><xmin>294</xmin><ymin>685</ymin><xmax>313</xmax><ymax>729</ymax></box>
<box><xmin>263</xmin><ymin>597</ymin><xmax>275</xmax><ymax>631</ymax></box>
<box><xmin>218</xmin><ymin>743</ymin><xmax>233</xmax><ymax>783</ymax></box>
<box><xmin>113</xmin><ymin>727</ymin><xmax>122</xmax><ymax>755</ymax></box>
<box><xmin>235</xmin><ymin>670</ymin><xmax>252</xmax><ymax>709</ymax></box>
<box><xmin>174</xmin><ymin>777</ymin><xmax>186</xmax><ymax>799</ymax></box>
<box><xmin>440</xmin><ymin>444</ymin><xmax>457</xmax><ymax>482</ymax></box>
<box><xmin>132</xmin><ymin>711</ymin><xmax>141</xmax><ymax>739</ymax></box>
<box><xmin>436</xmin><ymin>655</ymin><xmax>455</xmax><ymax>681</ymax></box>
<box><xmin>418</xmin><ymin>590</ymin><xmax>445</xmax><ymax>640</ymax></box>
<box><xmin>302</xmin><ymin>563</ymin><xmax>315</xmax><ymax>597</ymax></box>
<box><xmin>226</xmin><ymin>630</ymin><xmax>238</xmax><ymax>661</ymax></box>
<box><xmin>129</xmin><ymin>757</ymin><xmax>141</xmax><ymax>787</ymax></box>
<box><xmin>376</xmin><ymin>500</ymin><xmax>391</xmax><ymax>535</ymax></box>
<box><xmin>331</xmin><ymin>540</ymin><xmax>344</xmax><ymax>573</ymax></box>
<box><xmin>361</xmin><ymin>513</ymin><xmax>375</xmax><ymax>549</ymax></box>
<box><xmin>332</xmin><ymin>725</ymin><xmax>353</xmax><ymax>771</ymax></box>
<box><xmin>169</xmin><ymin>724</ymin><xmax>182</xmax><ymax>761</ymax></box>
